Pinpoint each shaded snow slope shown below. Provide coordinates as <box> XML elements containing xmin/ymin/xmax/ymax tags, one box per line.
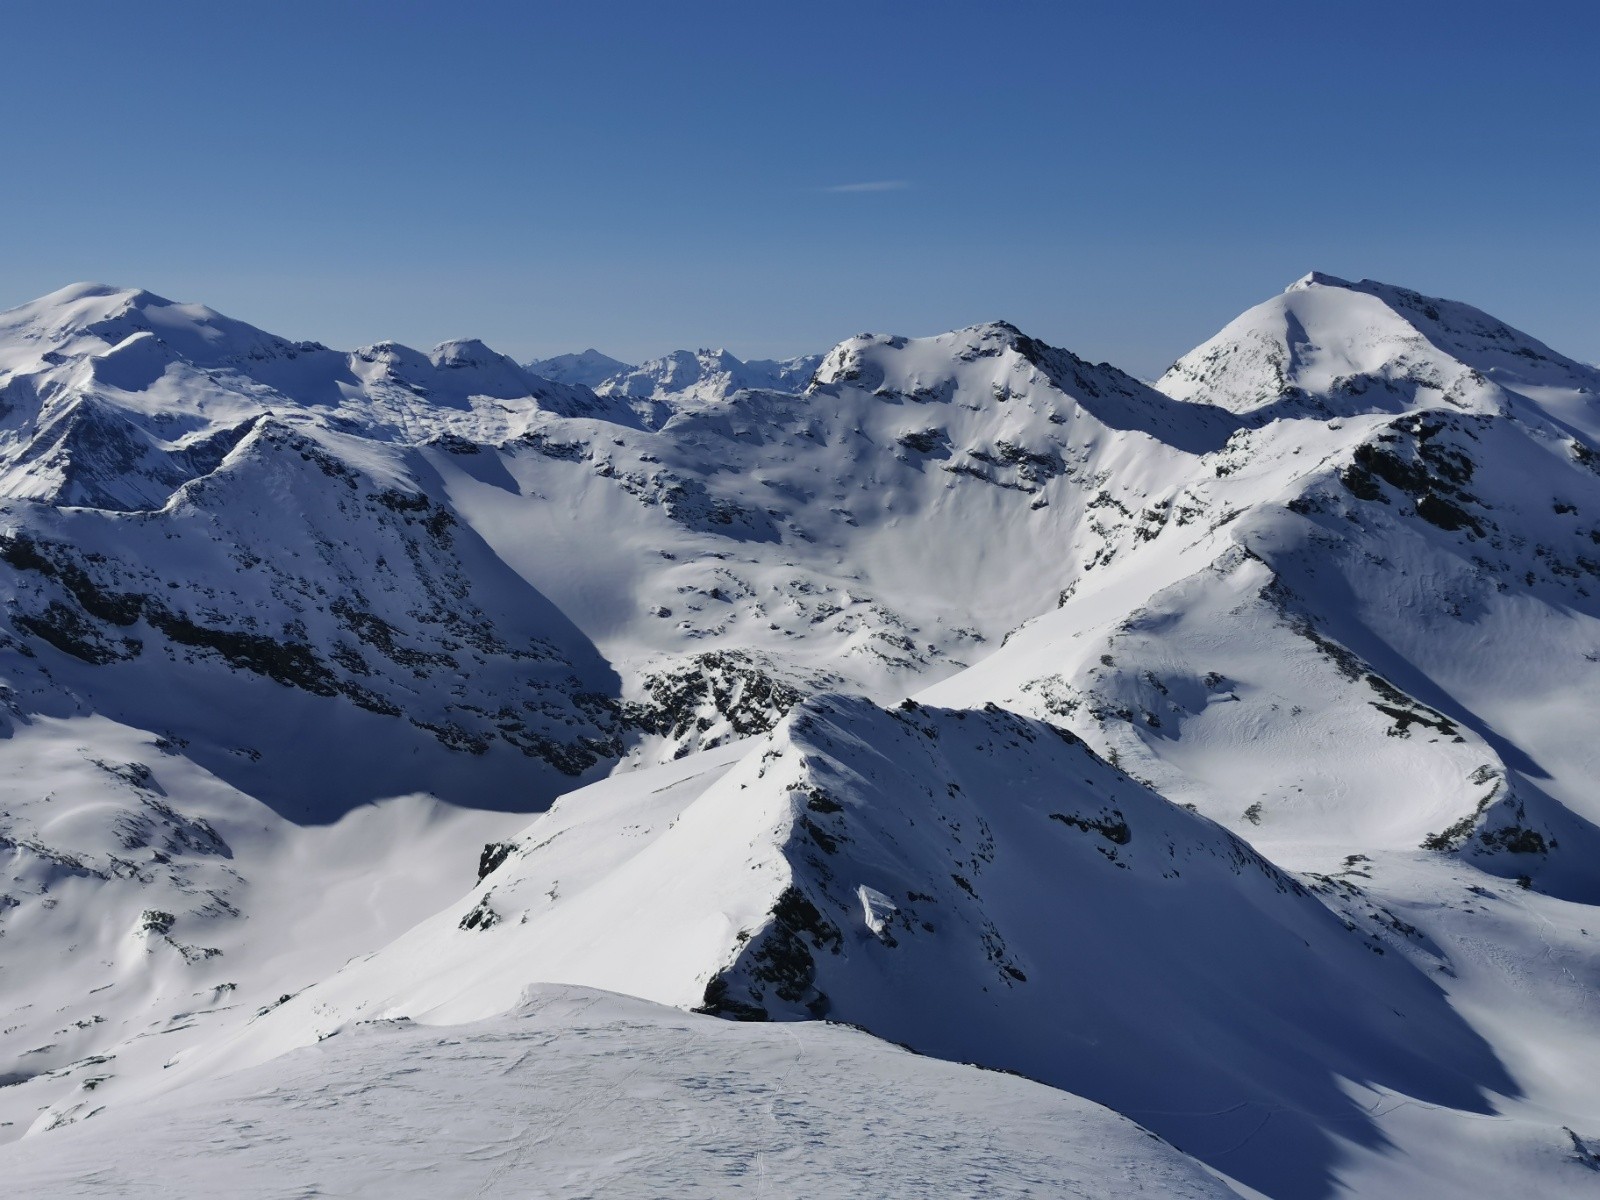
<box><xmin>0</xmin><ymin>417</ymin><xmax>624</xmax><ymax>816</ymax></box>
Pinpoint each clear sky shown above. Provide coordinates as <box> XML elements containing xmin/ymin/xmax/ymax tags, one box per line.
<box><xmin>3</xmin><ymin>0</ymin><xmax>1595</xmax><ymax>377</ymax></box>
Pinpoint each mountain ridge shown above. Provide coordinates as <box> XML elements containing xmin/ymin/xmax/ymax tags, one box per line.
<box><xmin>2</xmin><ymin>273</ymin><xmax>1598</xmax><ymax>1198</ymax></box>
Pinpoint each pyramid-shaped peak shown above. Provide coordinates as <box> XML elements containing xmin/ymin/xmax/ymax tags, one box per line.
<box><xmin>1161</xmin><ymin>273</ymin><xmax>1598</xmax><ymax>422</ymax></box>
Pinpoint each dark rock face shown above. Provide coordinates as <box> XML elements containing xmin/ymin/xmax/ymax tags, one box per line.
<box><xmin>697</xmin><ymin>886</ymin><xmax>841</xmax><ymax>1021</ymax></box>
<box><xmin>477</xmin><ymin>842</ymin><xmax>515</xmax><ymax>883</ymax></box>
<box><xmin>630</xmin><ymin>651</ymin><xmax>805</xmax><ymax>751</ymax></box>
<box><xmin>1340</xmin><ymin>416</ymin><xmax>1488</xmax><ymax>538</ymax></box>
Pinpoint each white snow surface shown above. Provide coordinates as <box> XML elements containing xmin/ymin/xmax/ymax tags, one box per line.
<box><xmin>2</xmin><ymin>273</ymin><xmax>1600</xmax><ymax>1197</ymax></box>
<box><xmin>526</xmin><ymin>347</ymin><xmax>636</xmax><ymax>390</ymax></box>
<box><xmin>0</xmin><ymin>985</ymin><xmax>1232</xmax><ymax>1199</ymax></box>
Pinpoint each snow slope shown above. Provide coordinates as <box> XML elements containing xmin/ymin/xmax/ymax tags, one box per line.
<box><xmin>938</xmin><ymin>274</ymin><xmax>1600</xmax><ymax>891</ymax></box>
<box><xmin>0</xmin><ymin>985</ymin><xmax>1233</xmax><ymax>1200</ymax></box>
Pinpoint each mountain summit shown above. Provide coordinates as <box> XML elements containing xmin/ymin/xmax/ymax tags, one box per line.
<box><xmin>1161</xmin><ymin>271</ymin><xmax>1600</xmax><ymax>431</ymax></box>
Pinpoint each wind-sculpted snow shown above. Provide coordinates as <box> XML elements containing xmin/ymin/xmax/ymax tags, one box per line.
<box><xmin>3</xmin><ymin>273</ymin><xmax>1600</xmax><ymax>1196</ymax></box>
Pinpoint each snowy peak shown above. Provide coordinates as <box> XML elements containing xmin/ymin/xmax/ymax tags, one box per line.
<box><xmin>0</xmin><ymin>283</ymin><xmax>317</xmax><ymax>378</ymax></box>
<box><xmin>525</xmin><ymin>347</ymin><xmax>634</xmax><ymax>389</ymax></box>
<box><xmin>527</xmin><ymin>343</ymin><xmax>824</xmax><ymax>407</ymax></box>
<box><xmin>428</xmin><ymin>337</ymin><xmax>518</xmax><ymax>373</ymax></box>
<box><xmin>812</xmin><ymin>319</ymin><xmax>1140</xmax><ymax>404</ymax></box>
<box><xmin>356</xmin><ymin>337</ymin><xmax>541</xmax><ymax>405</ymax></box>
<box><xmin>1340</xmin><ymin>276</ymin><xmax>1599</xmax><ymax>390</ymax></box>
<box><xmin>583</xmin><ymin>346</ymin><xmax>822</xmax><ymax>404</ymax></box>
<box><xmin>810</xmin><ymin>322</ymin><xmax>1022</xmax><ymax>392</ymax></box>
<box><xmin>1161</xmin><ymin>272</ymin><xmax>1600</xmax><ymax>429</ymax></box>
<box><xmin>809</xmin><ymin>320</ymin><xmax>1238</xmax><ymax>454</ymax></box>
<box><xmin>1301</xmin><ymin>272</ymin><xmax>1596</xmax><ymax>386</ymax></box>
<box><xmin>1287</xmin><ymin>269</ymin><xmax>1353</xmax><ymax>291</ymax></box>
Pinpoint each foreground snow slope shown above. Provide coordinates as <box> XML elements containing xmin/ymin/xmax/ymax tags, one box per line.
<box><xmin>0</xmin><ymin>985</ymin><xmax>1236</xmax><ymax>1200</ymax></box>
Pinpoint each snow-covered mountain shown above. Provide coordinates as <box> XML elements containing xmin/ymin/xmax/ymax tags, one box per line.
<box><xmin>3</xmin><ymin>274</ymin><xmax>1599</xmax><ymax>1198</ymax></box>
<box><xmin>587</xmin><ymin>346</ymin><xmax>823</xmax><ymax>405</ymax></box>
<box><xmin>525</xmin><ymin>347</ymin><xmax>635</xmax><ymax>389</ymax></box>
<box><xmin>528</xmin><ymin>343</ymin><xmax>825</xmax><ymax>413</ymax></box>
<box><xmin>1160</xmin><ymin>271</ymin><xmax>1600</xmax><ymax>436</ymax></box>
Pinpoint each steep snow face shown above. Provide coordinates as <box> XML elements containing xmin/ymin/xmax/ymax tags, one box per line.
<box><xmin>1159</xmin><ymin>272</ymin><xmax>1600</xmax><ymax>434</ymax></box>
<box><xmin>0</xmin><ymin>985</ymin><xmax>1235</xmax><ymax>1200</ymax></box>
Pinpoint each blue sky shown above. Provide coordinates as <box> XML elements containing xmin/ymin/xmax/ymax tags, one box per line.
<box><xmin>3</xmin><ymin>1</ymin><xmax>1595</xmax><ymax>376</ymax></box>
